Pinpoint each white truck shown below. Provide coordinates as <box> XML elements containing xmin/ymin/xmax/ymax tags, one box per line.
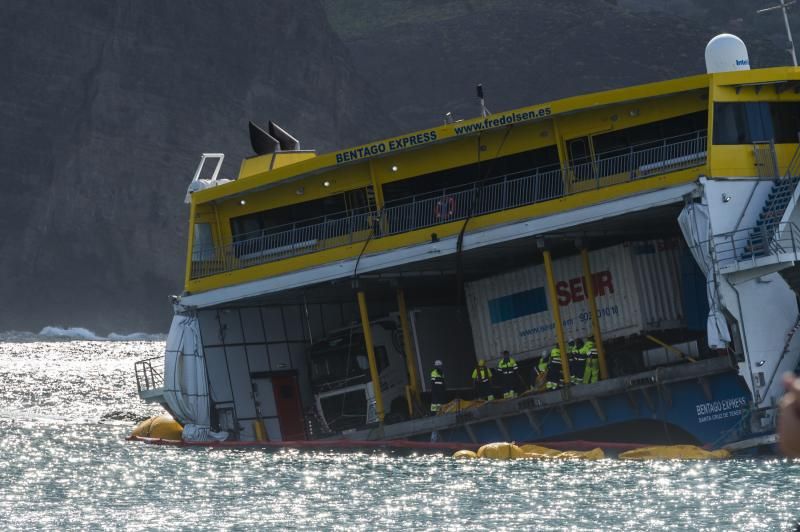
<box><xmin>308</xmin><ymin>318</ymin><xmax>408</xmax><ymax>432</ymax></box>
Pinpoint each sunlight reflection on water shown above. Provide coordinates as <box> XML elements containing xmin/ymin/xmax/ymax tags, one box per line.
<box><xmin>0</xmin><ymin>341</ymin><xmax>799</xmax><ymax>531</ymax></box>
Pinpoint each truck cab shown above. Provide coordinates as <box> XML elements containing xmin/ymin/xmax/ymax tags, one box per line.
<box><xmin>308</xmin><ymin>318</ymin><xmax>408</xmax><ymax>432</ymax></box>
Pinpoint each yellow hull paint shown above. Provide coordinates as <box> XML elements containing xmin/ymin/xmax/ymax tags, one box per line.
<box><xmin>239</xmin><ymin>151</ymin><xmax>317</xmax><ymax>180</ymax></box>
<box><xmin>709</xmin><ymin>143</ymin><xmax>800</xmax><ymax>178</ymax></box>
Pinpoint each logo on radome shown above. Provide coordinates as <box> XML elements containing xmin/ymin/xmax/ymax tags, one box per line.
<box><xmin>736</xmin><ymin>59</ymin><xmax>749</xmax><ymax>66</ymax></box>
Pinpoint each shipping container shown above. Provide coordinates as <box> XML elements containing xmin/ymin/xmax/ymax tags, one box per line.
<box><xmin>464</xmin><ymin>240</ymin><xmax>685</xmax><ymax>361</ymax></box>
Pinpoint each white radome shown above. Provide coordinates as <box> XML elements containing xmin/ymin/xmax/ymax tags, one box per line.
<box><xmin>705</xmin><ymin>34</ymin><xmax>750</xmax><ymax>74</ymax></box>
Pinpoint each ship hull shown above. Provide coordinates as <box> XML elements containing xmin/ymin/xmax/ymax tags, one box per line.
<box><xmin>342</xmin><ymin>357</ymin><xmax>757</xmax><ymax>448</ymax></box>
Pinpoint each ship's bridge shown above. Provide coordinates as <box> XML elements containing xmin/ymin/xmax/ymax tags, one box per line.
<box><xmin>181</xmin><ymin>67</ymin><xmax>800</xmax><ymax>305</ymax></box>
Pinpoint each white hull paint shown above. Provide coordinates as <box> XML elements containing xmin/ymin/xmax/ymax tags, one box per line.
<box><xmin>688</xmin><ymin>178</ymin><xmax>800</xmax><ymax>431</ymax></box>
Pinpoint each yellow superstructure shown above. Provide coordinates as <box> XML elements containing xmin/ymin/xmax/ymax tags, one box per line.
<box><xmin>183</xmin><ymin>66</ymin><xmax>800</xmax><ymax>296</ymax></box>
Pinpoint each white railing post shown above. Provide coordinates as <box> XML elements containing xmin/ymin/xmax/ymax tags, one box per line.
<box><xmin>628</xmin><ymin>146</ymin><xmax>635</xmax><ymax>180</ymax></box>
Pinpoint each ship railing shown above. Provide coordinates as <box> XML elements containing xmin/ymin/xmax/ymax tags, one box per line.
<box><xmin>382</xmin><ymin>132</ymin><xmax>706</xmax><ymax>235</ymax></box>
<box><xmin>189</xmin><ymin>132</ymin><xmax>707</xmax><ymax>278</ymax></box>
<box><xmin>786</xmin><ymin>138</ymin><xmax>800</xmax><ymax>179</ymax></box>
<box><xmin>566</xmin><ymin>131</ymin><xmax>706</xmax><ymax>192</ymax></box>
<box><xmin>381</xmin><ymin>166</ymin><xmax>564</xmax><ymax>235</ymax></box>
<box><xmin>134</xmin><ymin>356</ymin><xmax>164</xmax><ymax>393</ymax></box>
<box><xmin>713</xmin><ymin>221</ymin><xmax>800</xmax><ymax>268</ymax></box>
<box><xmin>190</xmin><ymin>208</ymin><xmax>376</xmax><ymax>278</ymax></box>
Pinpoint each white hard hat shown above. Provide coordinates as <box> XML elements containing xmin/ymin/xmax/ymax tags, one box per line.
<box><xmin>434</xmin><ymin>359</ymin><xmax>443</xmax><ymax>367</ymax></box>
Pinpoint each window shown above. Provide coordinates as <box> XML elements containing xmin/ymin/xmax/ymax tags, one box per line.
<box><xmin>230</xmin><ymin>188</ymin><xmax>370</xmax><ymax>245</ymax></box>
<box><xmin>713</xmin><ymin>103</ymin><xmax>749</xmax><ymax>144</ymax></box>
<box><xmin>772</xmin><ymin>103</ymin><xmax>800</xmax><ymax>143</ymax></box>
<box><xmin>586</xmin><ymin>110</ymin><xmax>707</xmax><ymax>178</ymax></box>
<box><xmin>714</xmin><ymin>102</ymin><xmax>800</xmax><ymax>144</ymax></box>
<box><xmin>319</xmin><ymin>390</ymin><xmax>367</xmax><ymax>431</ymax></box>
<box><xmin>375</xmin><ymin>346</ymin><xmax>389</xmax><ymax>374</ymax></box>
<box><xmin>592</xmin><ymin>111</ymin><xmax>708</xmax><ymax>157</ymax></box>
<box><xmin>382</xmin><ymin>145</ymin><xmax>560</xmax><ymax>204</ymax></box>
<box><xmin>192</xmin><ymin>223</ymin><xmax>214</xmax><ymax>260</ymax></box>
<box><xmin>309</xmin><ymin>332</ymin><xmax>370</xmax><ymax>388</ymax></box>
<box><xmin>308</xmin><ymin>333</ymin><xmax>394</xmax><ymax>392</ymax></box>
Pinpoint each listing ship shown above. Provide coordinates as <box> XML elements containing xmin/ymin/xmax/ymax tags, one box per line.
<box><xmin>135</xmin><ymin>35</ymin><xmax>800</xmax><ymax>451</ymax></box>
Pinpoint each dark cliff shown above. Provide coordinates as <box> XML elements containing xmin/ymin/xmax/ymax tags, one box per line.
<box><xmin>0</xmin><ymin>1</ymin><xmax>387</xmax><ymax>333</ymax></box>
<box><xmin>2</xmin><ymin>1</ymin><xmax>798</xmax><ymax>333</ymax></box>
<box><xmin>323</xmin><ymin>0</ymin><xmax>798</xmax><ymax>131</ymax></box>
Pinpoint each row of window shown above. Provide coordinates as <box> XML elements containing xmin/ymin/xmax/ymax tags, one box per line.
<box><xmin>382</xmin><ymin>145</ymin><xmax>560</xmax><ymax>205</ymax></box>
<box><xmin>224</xmin><ymin>104</ymin><xmax>798</xmax><ymax>245</ymax></box>
<box><xmin>231</xmin><ymin>188</ymin><xmax>370</xmax><ymax>242</ymax></box>
<box><xmin>591</xmin><ymin>111</ymin><xmax>708</xmax><ymax>158</ymax></box>
<box><xmin>230</xmin><ymin>144</ymin><xmax>564</xmax><ymax>242</ymax></box>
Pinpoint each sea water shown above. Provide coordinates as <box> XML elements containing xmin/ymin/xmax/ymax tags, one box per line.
<box><xmin>1</xmin><ymin>334</ymin><xmax>800</xmax><ymax>531</ymax></box>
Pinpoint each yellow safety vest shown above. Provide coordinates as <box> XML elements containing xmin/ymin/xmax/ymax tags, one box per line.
<box><xmin>472</xmin><ymin>366</ymin><xmax>492</xmax><ymax>382</ymax></box>
<box><xmin>497</xmin><ymin>357</ymin><xmax>518</xmax><ymax>374</ymax></box>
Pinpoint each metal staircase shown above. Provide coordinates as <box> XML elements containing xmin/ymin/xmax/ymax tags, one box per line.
<box><xmin>716</xmin><ymin>221</ymin><xmax>800</xmax><ymax>272</ymax></box>
<box><xmin>742</xmin><ymin>174</ymin><xmax>800</xmax><ymax>259</ymax></box>
<box><xmin>740</xmin><ymin>142</ymin><xmax>800</xmax><ymax>259</ymax></box>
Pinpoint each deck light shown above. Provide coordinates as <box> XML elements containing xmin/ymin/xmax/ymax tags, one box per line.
<box><xmin>323</xmin><ymin>180</ymin><xmax>331</xmax><ymax>187</ymax></box>
<box><xmin>722</xmin><ymin>193</ymin><xmax>732</xmax><ymax>203</ymax></box>
<box><xmin>391</xmin><ymin>165</ymin><xmax>398</xmax><ymax>172</ymax></box>
<box><xmin>296</xmin><ymin>187</ymin><xmax>304</xmax><ymax>195</ymax></box>
<box><xmin>240</xmin><ymin>200</ymin><xmax>246</xmax><ymax>206</ymax></box>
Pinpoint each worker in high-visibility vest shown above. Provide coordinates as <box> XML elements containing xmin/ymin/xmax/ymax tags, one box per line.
<box><xmin>430</xmin><ymin>360</ymin><xmax>446</xmax><ymax>414</ymax></box>
<box><xmin>496</xmin><ymin>350</ymin><xmax>520</xmax><ymax>399</ymax></box>
<box><xmin>546</xmin><ymin>344</ymin><xmax>563</xmax><ymax>390</ymax></box>
<box><xmin>569</xmin><ymin>338</ymin><xmax>587</xmax><ymax>385</ymax></box>
<box><xmin>582</xmin><ymin>337</ymin><xmax>599</xmax><ymax>384</ymax></box>
<box><xmin>531</xmin><ymin>350</ymin><xmax>549</xmax><ymax>392</ymax></box>
<box><xmin>471</xmin><ymin>359</ymin><xmax>494</xmax><ymax>400</ymax></box>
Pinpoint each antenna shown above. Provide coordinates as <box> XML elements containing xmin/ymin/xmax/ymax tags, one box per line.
<box><xmin>758</xmin><ymin>0</ymin><xmax>798</xmax><ymax>66</ymax></box>
<box><xmin>476</xmin><ymin>84</ymin><xmax>490</xmax><ymax>117</ymax></box>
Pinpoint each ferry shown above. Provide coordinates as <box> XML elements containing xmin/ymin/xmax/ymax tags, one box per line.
<box><xmin>134</xmin><ymin>35</ymin><xmax>800</xmax><ymax>452</ymax></box>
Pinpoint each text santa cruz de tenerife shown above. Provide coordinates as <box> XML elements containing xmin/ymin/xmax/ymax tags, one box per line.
<box><xmin>333</xmin><ymin>106</ymin><xmax>553</xmax><ymax>165</ymax></box>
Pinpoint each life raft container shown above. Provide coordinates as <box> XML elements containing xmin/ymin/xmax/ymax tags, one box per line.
<box><xmin>434</xmin><ymin>196</ymin><xmax>456</xmax><ymax>219</ymax></box>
